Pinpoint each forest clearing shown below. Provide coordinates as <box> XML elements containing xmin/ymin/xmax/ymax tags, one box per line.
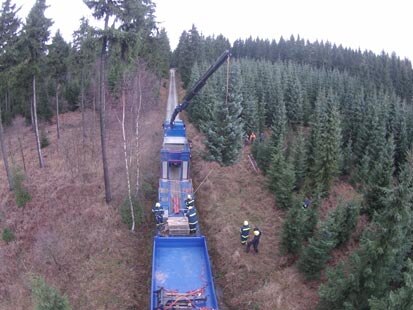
<box><xmin>1</xmin><ymin>0</ymin><xmax>413</xmax><ymax>309</ymax></box>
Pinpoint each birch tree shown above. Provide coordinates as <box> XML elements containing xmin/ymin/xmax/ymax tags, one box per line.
<box><xmin>23</xmin><ymin>0</ymin><xmax>52</xmax><ymax>168</ymax></box>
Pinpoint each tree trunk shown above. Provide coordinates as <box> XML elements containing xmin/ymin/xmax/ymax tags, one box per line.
<box><xmin>135</xmin><ymin>69</ymin><xmax>143</xmax><ymax>196</ymax></box>
<box><xmin>30</xmin><ymin>96</ymin><xmax>35</xmax><ymax>131</ymax></box>
<box><xmin>33</xmin><ymin>75</ymin><xmax>44</xmax><ymax>168</ymax></box>
<box><xmin>81</xmin><ymin>69</ymin><xmax>86</xmax><ymax>142</ymax></box>
<box><xmin>18</xmin><ymin>137</ymin><xmax>27</xmax><ymax>173</ymax></box>
<box><xmin>99</xmin><ymin>15</ymin><xmax>111</xmax><ymax>203</ymax></box>
<box><xmin>56</xmin><ymin>83</ymin><xmax>60</xmax><ymax>140</ymax></box>
<box><xmin>121</xmin><ymin>76</ymin><xmax>135</xmax><ymax>231</ymax></box>
<box><xmin>0</xmin><ymin>106</ymin><xmax>12</xmax><ymax>190</ymax></box>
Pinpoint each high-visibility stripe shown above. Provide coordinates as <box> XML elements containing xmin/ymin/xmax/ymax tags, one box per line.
<box><xmin>241</xmin><ymin>235</ymin><xmax>248</xmax><ymax>239</ymax></box>
<box><xmin>189</xmin><ymin>213</ymin><xmax>197</xmax><ymax>217</ymax></box>
<box><xmin>189</xmin><ymin>220</ymin><xmax>198</xmax><ymax>225</ymax></box>
<box><xmin>242</xmin><ymin>228</ymin><xmax>250</xmax><ymax>231</ymax></box>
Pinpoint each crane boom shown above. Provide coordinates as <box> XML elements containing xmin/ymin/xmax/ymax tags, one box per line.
<box><xmin>170</xmin><ymin>50</ymin><xmax>231</xmax><ymax>126</ymax></box>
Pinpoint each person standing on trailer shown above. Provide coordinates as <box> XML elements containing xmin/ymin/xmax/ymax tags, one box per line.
<box><xmin>152</xmin><ymin>202</ymin><xmax>164</xmax><ymax>229</ymax></box>
<box><xmin>185</xmin><ymin>194</ymin><xmax>195</xmax><ymax>209</ymax></box>
<box><xmin>246</xmin><ymin>228</ymin><xmax>262</xmax><ymax>253</ymax></box>
<box><xmin>186</xmin><ymin>205</ymin><xmax>198</xmax><ymax>233</ymax></box>
<box><xmin>240</xmin><ymin>220</ymin><xmax>251</xmax><ymax>245</ymax></box>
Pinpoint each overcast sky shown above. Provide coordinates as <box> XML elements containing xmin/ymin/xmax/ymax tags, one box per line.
<box><xmin>14</xmin><ymin>0</ymin><xmax>413</xmax><ymax>61</ymax></box>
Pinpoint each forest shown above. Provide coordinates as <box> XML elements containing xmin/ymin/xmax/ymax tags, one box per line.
<box><xmin>1</xmin><ymin>0</ymin><xmax>413</xmax><ymax>309</ymax></box>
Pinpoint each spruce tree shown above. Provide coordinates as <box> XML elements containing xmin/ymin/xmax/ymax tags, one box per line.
<box><xmin>314</xmin><ymin>89</ymin><xmax>342</xmax><ymax>194</ymax></box>
<box><xmin>290</xmin><ymin>128</ymin><xmax>307</xmax><ymax>190</ymax></box>
<box><xmin>283</xmin><ymin>63</ymin><xmax>303</xmax><ymax>125</ymax></box>
<box><xmin>203</xmin><ymin>61</ymin><xmax>243</xmax><ymax>166</ymax></box>
<box><xmin>267</xmin><ymin>138</ymin><xmax>295</xmax><ymax>209</ymax></box>
<box><xmin>220</xmin><ymin>61</ymin><xmax>243</xmax><ymax>165</ymax></box>
<box><xmin>280</xmin><ymin>200</ymin><xmax>311</xmax><ymax>256</ymax></box>
<box><xmin>369</xmin><ymin>259</ymin><xmax>413</xmax><ymax>310</ymax></box>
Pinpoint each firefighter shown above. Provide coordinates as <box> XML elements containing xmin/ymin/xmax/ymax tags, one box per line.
<box><xmin>246</xmin><ymin>228</ymin><xmax>261</xmax><ymax>253</ymax></box>
<box><xmin>240</xmin><ymin>220</ymin><xmax>251</xmax><ymax>245</ymax></box>
<box><xmin>185</xmin><ymin>194</ymin><xmax>195</xmax><ymax>209</ymax></box>
<box><xmin>186</xmin><ymin>205</ymin><xmax>198</xmax><ymax>233</ymax></box>
<box><xmin>152</xmin><ymin>202</ymin><xmax>164</xmax><ymax>229</ymax></box>
<box><xmin>302</xmin><ymin>197</ymin><xmax>312</xmax><ymax>209</ymax></box>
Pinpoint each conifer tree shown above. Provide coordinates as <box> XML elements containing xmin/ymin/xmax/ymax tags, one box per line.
<box><xmin>48</xmin><ymin>30</ymin><xmax>69</xmax><ymax>139</ymax></box>
<box><xmin>290</xmin><ymin>128</ymin><xmax>307</xmax><ymax>190</ymax></box>
<box><xmin>203</xmin><ymin>61</ymin><xmax>243</xmax><ymax>166</ymax></box>
<box><xmin>267</xmin><ymin>138</ymin><xmax>295</xmax><ymax>209</ymax></box>
<box><xmin>220</xmin><ymin>61</ymin><xmax>243</xmax><ymax>165</ymax></box>
<box><xmin>283</xmin><ymin>63</ymin><xmax>303</xmax><ymax>125</ymax></box>
<box><xmin>307</xmin><ymin>90</ymin><xmax>326</xmax><ymax>188</ymax></box>
<box><xmin>319</xmin><ymin>150</ymin><xmax>413</xmax><ymax>309</ymax></box>
<box><xmin>369</xmin><ymin>259</ymin><xmax>413</xmax><ymax>310</ymax></box>
<box><xmin>314</xmin><ymin>89</ymin><xmax>342</xmax><ymax>194</ymax></box>
<box><xmin>187</xmin><ymin>62</ymin><xmax>218</xmax><ymax>128</ymax></box>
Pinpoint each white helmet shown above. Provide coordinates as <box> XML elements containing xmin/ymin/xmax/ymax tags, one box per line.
<box><xmin>187</xmin><ymin>194</ymin><xmax>192</xmax><ymax>199</ymax></box>
<box><xmin>254</xmin><ymin>230</ymin><xmax>260</xmax><ymax>236</ymax></box>
<box><xmin>244</xmin><ymin>220</ymin><xmax>249</xmax><ymax>226</ymax></box>
<box><xmin>155</xmin><ymin>202</ymin><xmax>160</xmax><ymax>207</ymax></box>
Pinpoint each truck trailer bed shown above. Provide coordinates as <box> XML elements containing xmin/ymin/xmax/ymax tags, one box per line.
<box><xmin>150</xmin><ymin>236</ymin><xmax>218</xmax><ymax>309</ymax></box>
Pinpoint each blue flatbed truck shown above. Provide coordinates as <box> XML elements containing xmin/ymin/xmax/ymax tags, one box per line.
<box><xmin>150</xmin><ymin>236</ymin><xmax>219</xmax><ymax>309</ymax></box>
<box><xmin>150</xmin><ymin>51</ymin><xmax>230</xmax><ymax>310</ymax></box>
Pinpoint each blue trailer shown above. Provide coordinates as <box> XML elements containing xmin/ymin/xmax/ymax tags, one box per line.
<box><xmin>150</xmin><ymin>51</ymin><xmax>230</xmax><ymax>310</ymax></box>
<box><xmin>150</xmin><ymin>237</ymin><xmax>219</xmax><ymax>309</ymax></box>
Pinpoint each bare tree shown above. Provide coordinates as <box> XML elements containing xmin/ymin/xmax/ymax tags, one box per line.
<box><xmin>135</xmin><ymin>69</ymin><xmax>143</xmax><ymax>196</ymax></box>
<box><xmin>32</xmin><ymin>76</ymin><xmax>44</xmax><ymax>168</ymax></box>
<box><xmin>97</xmin><ymin>14</ymin><xmax>111</xmax><ymax>203</ymax></box>
<box><xmin>0</xmin><ymin>106</ymin><xmax>12</xmax><ymax>190</ymax></box>
<box><xmin>120</xmin><ymin>74</ymin><xmax>135</xmax><ymax>231</ymax></box>
<box><xmin>55</xmin><ymin>84</ymin><xmax>60</xmax><ymax>139</ymax></box>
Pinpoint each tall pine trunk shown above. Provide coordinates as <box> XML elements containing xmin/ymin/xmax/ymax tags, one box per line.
<box><xmin>0</xmin><ymin>106</ymin><xmax>12</xmax><ymax>190</ymax></box>
<box><xmin>33</xmin><ymin>75</ymin><xmax>44</xmax><ymax>168</ymax></box>
<box><xmin>56</xmin><ymin>83</ymin><xmax>60</xmax><ymax>139</ymax></box>
<box><xmin>99</xmin><ymin>15</ymin><xmax>111</xmax><ymax>203</ymax></box>
<box><xmin>81</xmin><ymin>69</ymin><xmax>86</xmax><ymax>141</ymax></box>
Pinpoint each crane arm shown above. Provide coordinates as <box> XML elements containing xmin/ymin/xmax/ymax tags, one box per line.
<box><xmin>170</xmin><ymin>50</ymin><xmax>231</xmax><ymax>126</ymax></box>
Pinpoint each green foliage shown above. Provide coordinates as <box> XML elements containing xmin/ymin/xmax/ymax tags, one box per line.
<box><xmin>40</xmin><ymin>129</ymin><xmax>49</xmax><ymax>148</ymax></box>
<box><xmin>267</xmin><ymin>140</ymin><xmax>295</xmax><ymax>209</ymax></box>
<box><xmin>202</xmin><ymin>61</ymin><xmax>244</xmax><ymax>166</ymax></box>
<box><xmin>251</xmin><ymin>140</ymin><xmax>273</xmax><ymax>174</ymax></box>
<box><xmin>63</xmin><ymin>80</ymin><xmax>80</xmax><ymax>111</ymax></box>
<box><xmin>120</xmin><ymin>196</ymin><xmax>143</xmax><ymax>227</ymax></box>
<box><xmin>12</xmin><ymin>167</ymin><xmax>31</xmax><ymax>208</ymax></box>
<box><xmin>314</xmin><ymin>90</ymin><xmax>342</xmax><ymax>194</ymax></box>
<box><xmin>31</xmin><ymin>275</ymin><xmax>71</xmax><ymax>310</ymax></box>
<box><xmin>2</xmin><ymin>227</ymin><xmax>15</xmax><ymax>243</ymax></box>
<box><xmin>299</xmin><ymin>200</ymin><xmax>359</xmax><ymax>279</ymax></box>
<box><xmin>318</xmin><ymin>152</ymin><xmax>413</xmax><ymax>309</ymax></box>
<box><xmin>369</xmin><ymin>259</ymin><xmax>413</xmax><ymax>310</ymax></box>
<box><xmin>298</xmin><ymin>232</ymin><xmax>335</xmax><ymax>280</ymax></box>
<box><xmin>290</xmin><ymin>128</ymin><xmax>307</xmax><ymax>190</ymax></box>
<box><xmin>280</xmin><ymin>201</ymin><xmax>305</xmax><ymax>255</ymax></box>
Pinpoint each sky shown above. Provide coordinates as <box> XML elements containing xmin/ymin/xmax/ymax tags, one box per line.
<box><xmin>14</xmin><ymin>0</ymin><xmax>413</xmax><ymax>61</ymax></box>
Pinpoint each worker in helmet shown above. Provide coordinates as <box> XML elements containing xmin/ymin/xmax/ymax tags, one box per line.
<box><xmin>186</xmin><ymin>204</ymin><xmax>198</xmax><ymax>233</ymax></box>
<box><xmin>152</xmin><ymin>202</ymin><xmax>164</xmax><ymax>229</ymax></box>
<box><xmin>240</xmin><ymin>220</ymin><xmax>251</xmax><ymax>245</ymax></box>
<box><xmin>246</xmin><ymin>227</ymin><xmax>261</xmax><ymax>253</ymax></box>
<box><xmin>185</xmin><ymin>194</ymin><xmax>195</xmax><ymax>209</ymax></box>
